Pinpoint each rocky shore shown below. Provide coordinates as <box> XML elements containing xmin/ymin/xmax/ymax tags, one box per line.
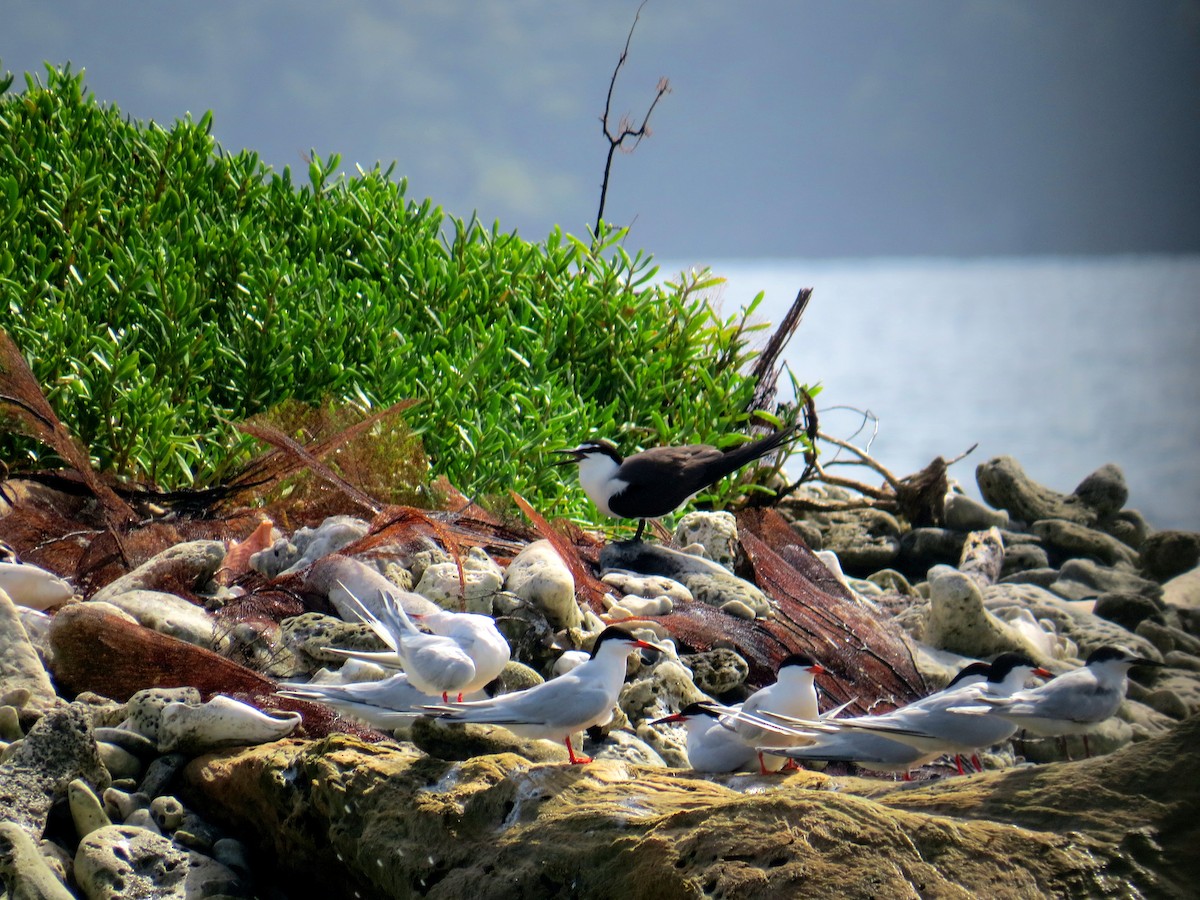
<box><xmin>1</xmin><ymin>455</ymin><xmax>1198</xmax><ymax>898</ymax></box>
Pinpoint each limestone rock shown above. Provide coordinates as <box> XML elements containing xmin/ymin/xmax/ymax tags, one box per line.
<box><xmin>157</xmin><ymin>695</ymin><xmax>300</xmax><ymax>755</ymax></box>
<box><xmin>90</xmin><ymin>541</ymin><xmax>226</xmax><ymax>603</ymax></box>
<box><xmin>680</xmin><ymin>648</ymin><xmax>750</xmax><ymax>696</ymax></box>
<box><xmin>414</xmin><ymin>547</ymin><xmax>504</xmax><ymax>614</ymax></box>
<box><xmin>0</xmin><ymin>703</ymin><xmax>110</xmax><ymax>837</ymax></box>
<box><xmin>1070</xmin><ymin>463</ymin><xmax>1128</xmax><ymax>518</ymax></box>
<box><xmin>1050</xmin><ymin>558</ymin><xmax>1162</xmax><ymax>602</ymax></box>
<box><xmin>280</xmin><ymin>612</ymin><xmax>384</xmax><ymax>671</ymax></box>
<box><xmin>943</xmin><ymin>493</ymin><xmax>1010</xmax><ymax>531</ymax></box>
<box><xmin>899</xmin><ymin>527</ymin><xmax>967</xmax><ymax>571</ymax></box>
<box><xmin>0</xmin><ymin>561</ymin><xmax>73</xmax><ymax>611</ymax></box>
<box><xmin>924</xmin><ymin>570</ymin><xmax>1054</xmax><ymax>663</ymax></box>
<box><xmin>182</xmin><ymin>720</ymin><xmax>1200</xmax><ymax>898</ymax></box>
<box><xmin>0</xmin><ymin>821</ymin><xmax>75</xmax><ymax>900</ymax></box>
<box><xmin>819</xmin><ymin>509</ymin><xmax>902</xmax><ymax>573</ymax></box>
<box><xmin>0</xmin><ymin>588</ymin><xmax>61</xmax><ymax>718</ymax></box>
<box><xmin>305</xmin><ymin>555</ymin><xmax>439</xmax><ymax>622</ymax></box>
<box><xmin>976</xmin><ymin>456</ymin><xmax>1096</xmax><ymax>526</ymax></box>
<box><xmin>1099</xmin><ymin>508</ymin><xmax>1152</xmax><ymax>551</ymax></box>
<box><xmin>673</xmin><ymin>511</ymin><xmax>739</xmax><ymax>569</ymax></box>
<box><xmin>999</xmin><ymin>542</ymin><xmax>1050</xmax><ymax>578</ymax></box>
<box><xmin>1162</xmin><ymin>564</ymin><xmax>1200</xmax><ymax>610</ymax></box>
<box><xmin>1140</xmin><ymin>530</ymin><xmax>1200</xmax><ymax>582</ymax></box>
<box><xmin>677</xmin><ymin>571</ymin><xmax>771</xmax><ymax>619</ymax></box>
<box><xmin>74</xmin><ymin>825</ymin><xmax>243</xmax><ymax>899</ymax></box>
<box><xmin>1092</xmin><ymin>591</ymin><xmax>1166</xmax><ymax>632</ymax></box>
<box><xmin>1032</xmin><ymin>518</ymin><xmax>1140</xmax><ymax>568</ymax></box>
<box><xmin>87</xmin><ymin>591</ymin><xmax>227</xmax><ymax>652</ymax></box>
<box><xmin>68</xmin><ymin>778</ymin><xmax>112</xmax><ymax>838</ymax></box>
<box><xmin>503</xmin><ymin>540</ymin><xmax>580</xmax><ymax>628</ymax></box>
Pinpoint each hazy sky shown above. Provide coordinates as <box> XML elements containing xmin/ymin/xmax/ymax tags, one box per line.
<box><xmin>5</xmin><ymin>1</ymin><xmax>1199</xmax><ymax>259</ymax></box>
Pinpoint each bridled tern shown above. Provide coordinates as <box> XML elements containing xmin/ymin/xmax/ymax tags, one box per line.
<box><xmin>555</xmin><ymin>425</ymin><xmax>800</xmax><ymax>540</ymax></box>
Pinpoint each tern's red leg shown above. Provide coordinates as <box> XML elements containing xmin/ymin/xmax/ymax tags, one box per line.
<box><xmin>954</xmin><ymin>755</ymin><xmax>965</xmax><ymax>775</ymax></box>
<box><xmin>971</xmin><ymin>754</ymin><xmax>983</xmax><ymax>772</ymax></box>
<box><xmin>456</xmin><ymin>692</ymin><xmax>463</xmax><ymax>703</ymax></box>
<box><xmin>1082</xmin><ymin>734</ymin><xmax>1091</xmax><ymax>758</ymax></box>
<box><xmin>903</xmin><ymin>771</ymin><xmax>912</xmax><ymax>782</ymax></box>
<box><xmin>442</xmin><ymin>692</ymin><xmax>449</xmax><ymax>703</ymax></box>
<box><xmin>758</xmin><ymin>752</ymin><xmax>771</xmax><ymax>775</ymax></box>
<box><xmin>565</xmin><ymin>736</ymin><xmax>592</xmax><ymax>765</ymax></box>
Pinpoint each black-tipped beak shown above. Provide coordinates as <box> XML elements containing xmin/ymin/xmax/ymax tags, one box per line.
<box><xmin>1133</xmin><ymin>657</ymin><xmax>1165</xmax><ymax>668</ymax></box>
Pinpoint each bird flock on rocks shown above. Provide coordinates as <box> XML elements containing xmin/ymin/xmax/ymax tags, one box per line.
<box><xmin>272</xmin><ymin>429</ymin><xmax>1160</xmax><ymax>776</ymax></box>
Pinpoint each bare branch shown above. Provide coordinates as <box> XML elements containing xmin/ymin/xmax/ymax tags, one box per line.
<box><xmin>595</xmin><ymin>0</ymin><xmax>671</xmax><ymax>233</ymax></box>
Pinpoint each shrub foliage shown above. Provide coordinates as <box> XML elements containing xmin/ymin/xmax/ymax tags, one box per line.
<box><xmin>0</xmin><ymin>64</ymin><xmax>807</xmax><ymax>522</ymax></box>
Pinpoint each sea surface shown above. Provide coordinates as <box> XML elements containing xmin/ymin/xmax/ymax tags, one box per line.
<box><xmin>656</xmin><ymin>255</ymin><xmax>1200</xmax><ymax>531</ymax></box>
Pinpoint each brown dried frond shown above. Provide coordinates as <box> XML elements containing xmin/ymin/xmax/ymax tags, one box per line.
<box><xmin>0</xmin><ymin>330</ymin><xmax>135</xmax><ymax>526</ymax></box>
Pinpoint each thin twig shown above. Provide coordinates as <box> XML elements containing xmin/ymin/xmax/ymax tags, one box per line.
<box><xmin>595</xmin><ymin>0</ymin><xmax>671</xmax><ymax>232</ymax></box>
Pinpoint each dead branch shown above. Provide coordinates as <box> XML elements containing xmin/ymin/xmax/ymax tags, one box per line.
<box><xmin>595</xmin><ymin>0</ymin><xmax>671</xmax><ymax>232</ymax></box>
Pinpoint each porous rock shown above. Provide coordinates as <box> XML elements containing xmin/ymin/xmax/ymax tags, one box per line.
<box><xmin>182</xmin><ymin>719</ymin><xmax>1200</xmax><ymax>898</ymax></box>
<box><xmin>1140</xmin><ymin>530</ymin><xmax>1200</xmax><ymax>582</ymax></box>
<box><xmin>502</xmin><ymin>539</ymin><xmax>580</xmax><ymax>628</ymax></box>
<box><xmin>73</xmin><ymin>825</ymin><xmax>243</xmax><ymax>899</ymax></box>
<box><xmin>924</xmin><ymin>570</ymin><xmax>1054</xmax><ymax>663</ymax></box>
<box><xmin>0</xmin><ymin>588</ymin><xmax>61</xmax><ymax>718</ymax></box>
<box><xmin>0</xmin><ymin>703</ymin><xmax>110</xmax><ymax>837</ymax></box>
<box><xmin>976</xmin><ymin>456</ymin><xmax>1096</xmax><ymax>526</ymax></box>
<box><xmin>90</xmin><ymin>540</ymin><xmax>226</xmax><ymax>603</ymax></box>
<box><xmin>1032</xmin><ymin>519</ymin><xmax>1140</xmax><ymax>568</ymax></box>
<box><xmin>414</xmin><ymin>547</ymin><xmax>504</xmax><ymax>614</ymax></box>
<box><xmin>679</xmin><ymin>648</ymin><xmax>750</xmax><ymax>696</ymax></box>
<box><xmin>673</xmin><ymin>511</ymin><xmax>739</xmax><ymax>569</ymax></box>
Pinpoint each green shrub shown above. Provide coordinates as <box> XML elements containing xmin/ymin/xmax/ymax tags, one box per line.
<box><xmin>0</xmin><ymin>63</ymin><xmax>809</xmax><ymax>524</ymax></box>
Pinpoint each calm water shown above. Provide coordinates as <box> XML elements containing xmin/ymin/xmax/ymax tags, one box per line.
<box><xmin>658</xmin><ymin>255</ymin><xmax>1200</xmax><ymax>531</ymax></box>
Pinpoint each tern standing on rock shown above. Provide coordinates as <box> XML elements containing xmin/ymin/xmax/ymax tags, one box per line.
<box><xmin>948</xmin><ymin>645</ymin><xmax>1161</xmax><ymax>758</ymax></box>
<box><xmin>555</xmin><ymin>424</ymin><xmax>800</xmax><ymax>541</ymax></box>
<box><xmin>422</xmin><ymin>626</ymin><xmax>666</xmax><ymax>764</ymax></box>
<box><xmin>732</xmin><ymin>654</ymin><xmax>826</xmax><ymax>774</ymax></box>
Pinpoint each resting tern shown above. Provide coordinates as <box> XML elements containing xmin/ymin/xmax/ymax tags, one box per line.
<box><xmin>555</xmin><ymin>425</ymin><xmax>800</xmax><ymax>540</ymax></box>
<box><xmin>760</xmin><ymin>653</ymin><xmax>1052</xmax><ymax>766</ymax></box>
<box><xmin>276</xmin><ymin>672</ymin><xmax>449</xmax><ymax>730</ymax></box>
<box><xmin>329</xmin><ymin>605</ymin><xmax>511</xmax><ymax>696</ymax></box>
<box><xmin>753</xmin><ymin>660</ymin><xmax>995</xmax><ymax>777</ymax></box>
<box><xmin>650</xmin><ymin>703</ymin><xmax>760</xmax><ymax>773</ymax></box>
<box><xmin>731</xmin><ymin>654</ymin><xmax>825</xmax><ymax>774</ymax></box>
<box><xmin>422</xmin><ymin>625</ymin><xmax>666</xmax><ymax>764</ymax></box>
<box><xmin>948</xmin><ymin>645</ymin><xmax>1161</xmax><ymax>757</ymax></box>
<box><xmin>338</xmin><ymin>584</ymin><xmax>478</xmax><ymax>702</ymax></box>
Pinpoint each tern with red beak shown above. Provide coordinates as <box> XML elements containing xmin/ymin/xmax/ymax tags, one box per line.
<box><xmin>761</xmin><ymin>653</ymin><xmax>1052</xmax><ymax>766</ymax></box>
<box><xmin>651</xmin><ymin>703</ymin><xmax>760</xmax><ymax>773</ymax></box>
<box><xmin>422</xmin><ymin>626</ymin><xmax>666</xmax><ymax>764</ymax></box>
<box><xmin>948</xmin><ymin>645</ymin><xmax>1161</xmax><ymax>757</ymax></box>
<box><xmin>731</xmin><ymin>654</ymin><xmax>826</xmax><ymax>774</ymax></box>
